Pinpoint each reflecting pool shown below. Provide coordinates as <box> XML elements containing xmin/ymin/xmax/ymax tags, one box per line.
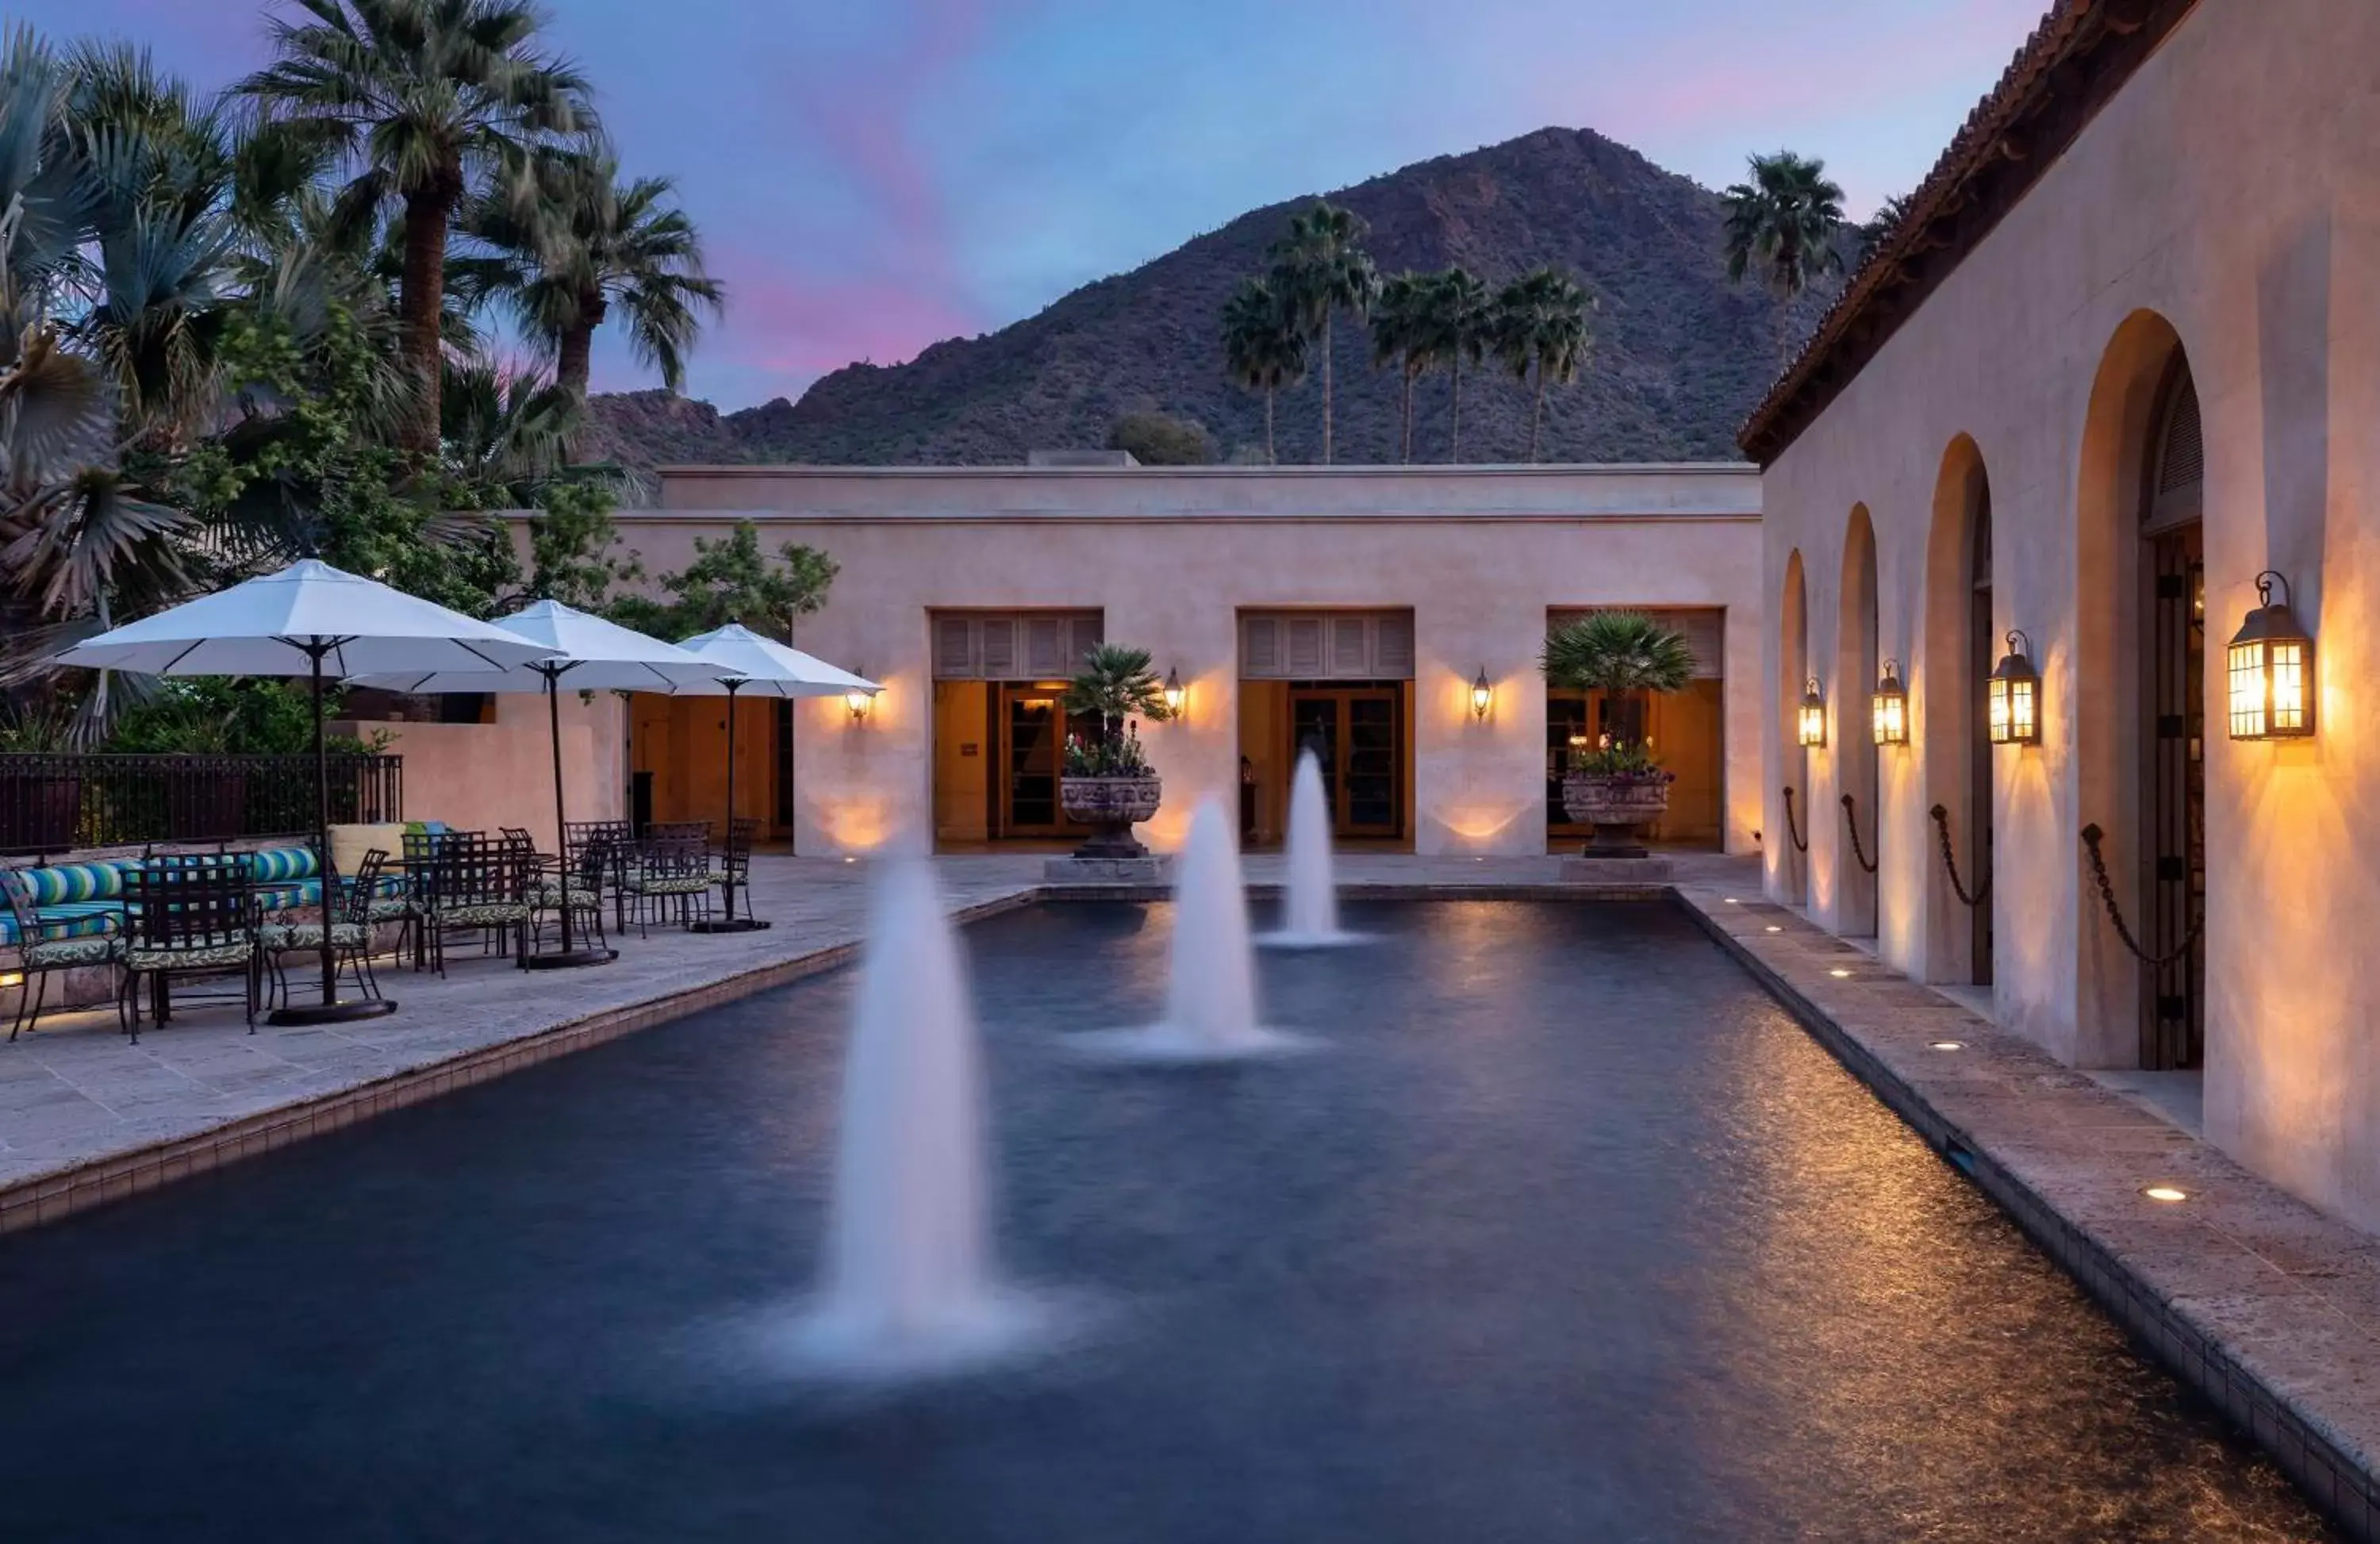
<box><xmin>0</xmin><ymin>901</ymin><xmax>2330</xmax><ymax>1542</ymax></box>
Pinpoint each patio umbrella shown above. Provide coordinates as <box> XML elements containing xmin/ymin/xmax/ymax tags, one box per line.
<box><xmin>52</xmin><ymin>559</ymin><xmax>562</xmax><ymax>1025</ymax></box>
<box><xmin>347</xmin><ymin>600</ymin><xmax>737</xmax><ymax>969</ymax></box>
<box><xmin>668</xmin><ymin>623</ymin><xmax>881</xmax><ymax>933</ymax></box>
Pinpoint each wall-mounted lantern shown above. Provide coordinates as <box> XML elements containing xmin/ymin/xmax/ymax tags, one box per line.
<box><xmin>1470</xmin><ymin>668</ymin><xmax>1493</xmax><ymax>720</ymax></box>
<box><xmin>1796</xmin><ymin>676</ymin><xmax>1827</xmax><ymax>747</ymax></box>
<box><xmin>845</xmin><ymin>686</ymin><xmax>874</xmax><ymax>723</ymax></box>
<box><xmin>1871</xmin><ymin>659</ymin><xmax>1909</xmax><ymax>747</ymax></box>
<box><xmin>1161</xmin><ymin>666</ymin><xmax>1187</xmax><ymax>720</ymax></box>
<box><xmin>2227</xmin><ymin>570</ymin><xmax>2315</xmax><ymax>740</ymax></box>
<box><xmin>1987</xmin><ymin>631</ymin><xmax>2040</xmax><ymax>746</ymax></box>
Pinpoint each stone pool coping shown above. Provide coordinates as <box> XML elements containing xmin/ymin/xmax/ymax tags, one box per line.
<box><xmin>8</xmin><ymin>865</ymin><xmax>2377</xmax><ymax>1538</ymax></box>
<box><xmin>1670</xmin><ymin>880</ymin><xmax>2380</xmax><ymax>1542</ymax></box>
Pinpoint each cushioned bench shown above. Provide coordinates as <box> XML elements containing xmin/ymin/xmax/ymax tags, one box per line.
<box><xmin>0</xmin><ymin>846</ymin><xmax>324</xmax><ymax>946</ymax></box>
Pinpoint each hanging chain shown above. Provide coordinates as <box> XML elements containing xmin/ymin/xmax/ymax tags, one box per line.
<box><xmin>1839</xmin><ymin>793</ymin><xmax>1879</xmax><ymax>874</ymax></box>
<box><xmin>2080</xmin><ymin>823</ymin><xmax>2205</xmax><ymax>966</ymax></box>
<box><xmin>1781</xmin><ymin>785</ymin><xmax>1810</xmax><ymax>853</ymax></box>
<box><xmin>1928</xmin><ymin>804</ymin><xmax>1990</xmax><ymax>908</ymax></box>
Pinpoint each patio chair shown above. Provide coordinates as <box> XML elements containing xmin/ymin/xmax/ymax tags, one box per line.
<box><xmin>529</xmin><ymin>833</ymin><xmax>612</xmax><ymax>958</ymax></box>
<box><xmin>257</xmin><ymin>848</ymin><xmax>390</xmax><ymax>1011</ymax></box>
<box><xmin>421</xmin><ymin>832</ymin><xmax>534</xmax><ymax>976</ymax></box>
<box><xmin>717</xmin><ymin>816</ymin><xmax>763</xmax><ymax>926</ymax></box>
<box><xmin>3</xmin><ymin>866</ymin><xmax>124</xmax><ymax>1041</ymax></box>
<box><xmin>117</xmin><ymin>855</ymin><xmax>259</xmax><ymax>1042</ymax></box>
<box><xmin>616</xmin><ymin>821</ymin><xmax>713</xmax><ymax>938</ymax></box>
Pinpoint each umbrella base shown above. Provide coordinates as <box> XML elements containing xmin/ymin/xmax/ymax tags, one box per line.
<box><xmin>270</xmin><ymin>998</ymin><xmax>399</xmax><ymax>1027</ymax></box>
<box><xmin>524</xmin><ymin>948</ymin><xmax>620</xmax><ymax>970</ymax></box>
<box><xmin>689</xmin><ymin>917</ymin><xmax>770</xmax><ymax>934</ymax></box>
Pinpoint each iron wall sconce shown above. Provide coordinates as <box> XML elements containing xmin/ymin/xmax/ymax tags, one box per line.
<box><xmin>1161</xmin><ymin>666</ymin><xmax>1186</xmax><ymax>720</ymax></box>
<box><xmin>1796</xmin><ymin>676</ymin><xmax>1827</xmax><ymax>747</ymax></box>
<box><xmin>2227</xmin><ymin>570</ymin><xmax>2314</xmax><ymax>739</ymax></box>
<box><xmin>1471</xmin><ymin>668</ymin><xmax>1493</xmax><ymax>720</ymax></box>
<box><xmin>845</xmin><ymin>686</ymin><xmax>874</xmax><ymax>723</ymax></box>
<box><xmin>1871</xmin><ymin>659</ymin><xmax>1908</xmax><ymax>747</ymax></box>
<box><xmin>1987</xmin><ymin>631</ymin><xmax>2040</xmax><ymax>745</ymax></box>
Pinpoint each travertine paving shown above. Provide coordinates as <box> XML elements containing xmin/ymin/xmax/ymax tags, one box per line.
<box><xmin>1673</xmin><ymin>878</ymin><xmax>2380</xmax><ymax>1537</ymax></box>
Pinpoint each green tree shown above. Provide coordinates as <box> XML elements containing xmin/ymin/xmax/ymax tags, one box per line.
<box><xmin>1061</xmin><ymin>641</ymin><xmax>1173</xmax><ymax>761</ymax></box>
<box><xmin>1219</xmin><ymin>275</ymin><xmax>1304</xmax><ymax>466</ymax></box>
<box><xmin>438</xmin><ymin>358</ymin><xmax>578</xmax><ymax>505</ymax></box>
<box><xmin>1106</xmin><ymin>409</ymin><xmax>1211</xmax><ymax>466</ymax></box>
<box><xmin>1540</xmin><ymin>609</ymin><xmax>1695</xmax><ymax>747</ymax></box>
<box><xmin>456</xmin><ymin>144</ymin><xmax>721</xmax><ymax>415</ymax></box>
<box><xmin>513</xmin><ymin>477</ymin><xmax>641</xmax><ymax>611</ymax></box>
<box><xmin>1856</xmin><ymin>191</ymin><xmax>1912</xmax><ymax>264</ymax></box>
<box><xmin>613</xmin><ymin>519</ymin><xmax>835</xmax><ymax>643</ymax></box>
<box><xmin>1266</xmin><ymin>200</ymin><xmax>1376</xmax><ymax>464</ymax></box>
<box><xmin>1422</xmin><ymin>266</ymin><xmax>1490</xmax><ymax>463</ymax></box>
<box><xmin>1491</xmin><ymin>268</ymin><xmax>1591</xmax><ymax>464</ymax></box>
<box><xmin>1722</xmin><ymin>151</ymin><xmax>1847</xmax><ymax>362</ymax></box>
<box><xmin>235</xmin><ymin>0</ymin><xmax>597</xmax><ymax>458</ymax></box>
<box><xmin>1368</xmin><ymin>271</ymin><xmax>1439</xmax><ymax>465</ymax></box>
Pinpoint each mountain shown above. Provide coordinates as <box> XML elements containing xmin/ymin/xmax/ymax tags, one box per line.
<box><xmin>585</xmin><ymin>127</ymin><xmax>1822</xmax><ymax>471</ymax></box>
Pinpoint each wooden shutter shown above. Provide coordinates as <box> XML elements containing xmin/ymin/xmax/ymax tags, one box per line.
<box><xmin>928</xmin><ymin>611</ymin><xmax>1102</xmax><ymax>679</ymax></box>
<box><xmin>1239</xmin><ymin>611</ymin><xmax>1415</xmax><ymax>679</ymax></box>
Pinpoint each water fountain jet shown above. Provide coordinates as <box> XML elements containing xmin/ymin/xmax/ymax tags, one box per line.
<box><xmin>1258</xmin><ymin>749</ymin><xmax>1368</xmax><ymax>949</ymax></box>
<box><xmin>1073</xmin><ymin>797</ymin><xmax>1316</xmax><ymax>1062</ymax></box>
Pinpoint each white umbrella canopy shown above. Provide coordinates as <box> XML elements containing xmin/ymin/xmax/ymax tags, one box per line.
<box><xmin>669</xmin><ymin>623</ymin><xmax>881</xmax><ymax>698</ymax></box>
<box><xmin>50</xmin><ymin>559</ymin><xmax>565</xmax><ymax>1026</ymax></box>
<box><xmin>51</xmin><ymin>559</ymin><xmax>562</xmax><ymax>678</ymax></box>
<box><xmin>340</xmin><ymin>601</ymin><xmax>738</xmax><ymax>969</ymax></box>
<box><xmin>344</xmin><ymin>600</ymin><xmax>733</xmax><ymax>695</ymax></box>
<box><xmin>662</xmin><ymin>624</ymin><xmax>880</xmax><ymax>934</ymax></box>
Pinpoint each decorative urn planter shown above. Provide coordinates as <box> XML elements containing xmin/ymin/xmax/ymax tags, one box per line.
<box><xmin>1060</xmin><ymin>774</ymin><xmax>1164</xmax><ymax>858</ymax></box>
<box><xmin>1561</xmin><ymin>773</ymin><xmax>1670</xmax><ymax>858</ymax></box>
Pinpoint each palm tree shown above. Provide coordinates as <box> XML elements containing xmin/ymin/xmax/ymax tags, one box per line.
<box><xmin>1722</xmin><ymin>151</ymin><xmax>1847</xmax><ymax>363</ymax></box>
<box><xmin>1266</xmin><ymin>201</ymin><xmax>1376</xmax><ymax>464</ymax></box>
<box><xmin>1492</xmin><ymin>268</ymin><xmax>1591</xmax><ymax>464</ymax></box>
<box><xmin>235</xmin><ymin>0</ymin><xmax>597</xmax><ymax>459</ymax></box>
<box><xmin>1540</xmin><ymin>609</ymin><xmax>1695</xmax><ymax>747</ymax></box>
<box><xmin>1422</xmin><ymin>266</ymin><xmax>1489</xmax><ymax>462</ymax></box>
<box><xmin>1061</xmin><ymin>642</ymin><xmax>1175</xmax><ymax>759</ymax></box>
<box><xmin>439</xmin><ymin>358</ymin><xmax>578</xmax><ymax>505</ymax></box>
<box><xmin>459</xmin><ymin>144</ymin><xmax>722</xmax><ymax>410</ymax></box>
<box><xmin>1369</xmin><ymin>271</ymin><xmax>1438</xmax><ymax>464</ymax></box>
<box><xmin>1220</xmin><ymin>275</ymin><xmax>1305</xmax><ymax>465</ymax></box>
<box><xmin>1856</xmin><ymin>192</ymin><xmax>1912</xmax><ymax>264</ymax></box>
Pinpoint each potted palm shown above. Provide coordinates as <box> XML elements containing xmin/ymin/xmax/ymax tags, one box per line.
<box><xmin>1058</xmin><ymin>643</ymin><xmax>1177</xmax><ymax>858</ymax></box>
<box><xmin>1541</xmin><ymin>611</ymin><xmax>1695</xmax><ymax>858</ymax></box>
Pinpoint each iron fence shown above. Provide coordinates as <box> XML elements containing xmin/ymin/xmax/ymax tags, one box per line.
<box><xmin>0</xmin><ymin>754</ymin><xmax>403</xmax><ymax>857</ymax></box>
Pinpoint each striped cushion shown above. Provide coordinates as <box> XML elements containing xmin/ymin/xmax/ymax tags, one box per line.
<box><xmin>17</xmin><ymin>862</ymin><xmax>124</xmax><ymax>907</ymax></box>
<box><xmin>246</xmin><ymin>847</ymin><xmax>318</xmax><ymax>885</ymax></box>
<box><xmin>2</xmin><ymin>900</ymin><xmax>125</xmax><ymax>946</ymax></box>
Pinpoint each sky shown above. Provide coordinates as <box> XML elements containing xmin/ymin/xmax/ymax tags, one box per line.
<box><xmin>19</xmin><ymin>0</ymin><xmax>2051</xmax><ymax>409</ymax></box>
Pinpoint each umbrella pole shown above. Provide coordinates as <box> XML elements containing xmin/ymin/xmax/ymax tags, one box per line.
<box><xmin>269</xmin><ymin>640</ymin><xmax>396</xmax><ymax>1025</ymax></box>
<box><xmin>692</xmin><ymin>678</ymin><xmax>766</xmax><ymax>933</ymax></box>
<box><xmin>524</xmin><ymin>666</ymin><xmax>616</xmax><ymax>970</ymax></box>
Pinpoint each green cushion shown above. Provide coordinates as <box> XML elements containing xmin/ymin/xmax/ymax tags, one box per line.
<box><xmin>531</xmin><ymin>882</ymin><xmax>602</xmax><ymax>907</ymax></box>
<box><xmin>365</xmin><ymin>897</ymin><xmax>416</xmax><ymax>921</ymax></box>
<box><xmin>125</xmin><ymin>941</ymin><xmax>254</xmax><ymax>971</ymax></box>
<box><xmin>258</xmin><ymin>921</ymin><xmax>370</xmax><ymax>949</ymax></box>
<box><xmin>435</xmin><ymin>903</ymin><xmax>531</xmax><ymax>925</ymax></box>
<box><xmin>246</xmin><ymin>847</ymin><xmax>318</xmax><ymax>885</ymax></box>
<box><xmin>19</xmin><ymin>862</ymin><xmax>124</xmax><ymax>907</ymax></box>
<box><xmin>627</xmin><ymin>875</ymin><xmax>712</xmax><ymax>896</ymax></box>
<box><xmin>25</xmin><ymin>935</ymin><xmax>120</xmax><ymax>966</ymax></box>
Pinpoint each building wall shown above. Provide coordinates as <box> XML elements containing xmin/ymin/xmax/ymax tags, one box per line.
<box><xmin>608</xmin><ymin>465</ymin><xmax>1764</xmax><ymax>860</ymax></box>
<box><xmin>348</xmin><ymin>689</ymin><xmax>627</xmax><ymax>851</ymax></box>
<box><xmin>1756</xmin><ymin>0</ymin><xmax>2380</xmax><ymax>1225</ymax></box>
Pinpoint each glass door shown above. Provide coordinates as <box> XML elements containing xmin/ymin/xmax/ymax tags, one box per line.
<box><xmin>1287</xmin><ymin>686</ymin><xmax>1403</xmax><ymax>839</ymax></box>
<box><xmin>2143</xmin><ymin>524</ymin><xmax>2205</xmax><ymax>1069</ymax></box>
<box><xmin>1548</xmin><ymin>691</ymin><xmax>1590</xmax><ymax>841</ymax></box>
<box><xmin>996</xmin><ymin>688</ymin><xmax>1082</xmax><ymax>839</ymax></box>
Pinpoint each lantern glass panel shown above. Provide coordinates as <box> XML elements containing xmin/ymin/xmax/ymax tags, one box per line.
<box><xmin>2227</xmin><ymin>639</ymin><xmax>2266</xmax><ymax>739</ymax></box>
<box><xmin>1987</xmin><ymin>676</ymin><xmax>2012</xmax><ymax>743</ymax></box>
<box><xmin>1871</xmin><ymin>690</ymin><xmax>1906</xmax><ymax>746</ymax></box>
<box><xmin>2009</xmin><ymin>678</ymin><xmax>2036</xmax><ymax>743</ymax></box>
<box><xmin>2271</xmin><ymin>640</ymin><xmax>2308</xmax><ymax>733</ymax></box>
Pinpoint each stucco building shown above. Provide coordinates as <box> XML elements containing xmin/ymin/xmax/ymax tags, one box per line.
<box><xmin>1750</xmin><ymin>0</ymin><xmax>2380</xmax><ymax>1225</ymax></box>
<box><xmin>605</xmin><ymin>463</ymin><xmax>1764</xmax><ymax>859</ymax></box>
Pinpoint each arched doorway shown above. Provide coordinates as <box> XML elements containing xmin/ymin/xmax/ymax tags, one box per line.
<box><xmin>1836</xmin><ymin>507</ymin><xmax>1879</xmax><ymax>936</ymax></box>
<box><xmin>2137</xmin><ymin>357</ymin><xmax>2205</xmax><ymax>1068</ymax></box>
<box><xmin>1776</xmin><ymin>549</ymin><xmax>1808</xmax><ymax>904</ymax></box>
<box><xmin>1921</xmin><ymin>438</ymin><xmax>1993</xmax><ymax>985</ymax></box>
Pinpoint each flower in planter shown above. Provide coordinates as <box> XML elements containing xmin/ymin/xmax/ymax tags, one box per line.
<box><xmin>1061</xmin><ymin>645</ymin><xmax>1174</xmax><ymax>777</ymax></box>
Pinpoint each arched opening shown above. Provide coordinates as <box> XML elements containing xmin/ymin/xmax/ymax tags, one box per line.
<box><xmin>2075</xmin><ymin>310</ymin><xmax>2202</xmax><ymax>1070</ymax></box>
<box><xmin>1835</xmin><ymin>506</ymin><xmax>1879</xmax><ymax>936</ymax></box>
<box><xmin>1776</xmin><ymin>549</ymin><xmax>1809</xmax><ymax>904</ymax></box>
<box><xmin>1920</xmin><ymin>437</ymin><xmax>1993</xmax><ymax>985</ymax></box>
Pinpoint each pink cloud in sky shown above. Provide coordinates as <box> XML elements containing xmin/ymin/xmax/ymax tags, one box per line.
<box><xmin>700</xmin><ymin>242</ymin><xmax>983</xmax><ymax>386</ymax></box>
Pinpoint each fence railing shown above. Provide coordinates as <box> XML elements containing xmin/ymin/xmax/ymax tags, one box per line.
<box><xmin>0</xmin><ymin>754</ymin><xmax>403</xmax><ymax>857</ymax></box>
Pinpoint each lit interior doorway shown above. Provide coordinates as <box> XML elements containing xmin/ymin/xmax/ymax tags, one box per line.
<box><xmin>1238</xmin><ymin>611</ymin><xmax>1415</xmax><ymax>848</ymax></box>
<box><xmin>1546</xmin><ymin>609</ymin><xmax>1726</xmax><ymax>851</ymax></box>
<box><xmin>930</xmin><ymin>610</ymin><xmax>1104</xmax><ymax>848</ymax></box>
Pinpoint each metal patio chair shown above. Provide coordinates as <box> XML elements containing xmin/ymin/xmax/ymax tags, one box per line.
<box><xmin>117</xmin><ymin>855</ymin><xmax>259</xmax><ymax>1042</ymax></box>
